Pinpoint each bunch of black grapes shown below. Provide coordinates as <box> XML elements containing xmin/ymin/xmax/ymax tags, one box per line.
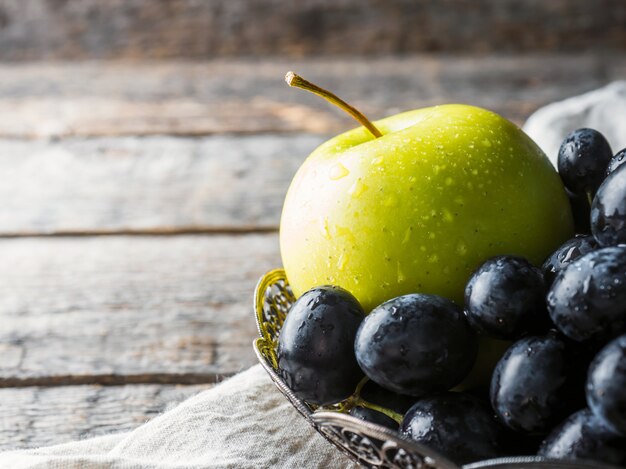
<box><xmin>276</xmin><ymin>129</ymin><xmax>626</xmax><ymax>466</ymax></box>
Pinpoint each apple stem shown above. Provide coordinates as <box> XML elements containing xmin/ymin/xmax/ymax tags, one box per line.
<box><xmin>285</xmin><ymin>71</ymin><xmax>383</xmax><ymax>139</ymax></box>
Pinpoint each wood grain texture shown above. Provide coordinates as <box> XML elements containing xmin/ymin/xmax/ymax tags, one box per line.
<box><xmin>0</xmin><ymin>383</ymin><xmax>211</xmax><ymax>450</ymax></box>
<box><xmin>0</xmin><ymin>55</ymin><xmax>616</xmax><ymax>138</ymax></box>
<box><xmin>0</xmin><ymin>53</ymin><xmax>621</xmax><ymax>451</ymax></box>
<box><xmin>0</xmin><ymin>134</ymin><xmax>321</xmax><ymax>235</ymax></box>
<box><xmin>0</xmin><ymin>0</ymin><xmax>623</xmax><ymax>60</ymax></box>
<box><xmin>0</xmin><ymin>234</ymin><xmax>280</xmax><ymax>384</ymax></box>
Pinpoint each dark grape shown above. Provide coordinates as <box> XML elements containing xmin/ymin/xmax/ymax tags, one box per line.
<box><xmin>354</xmin><ymin>294</ymin><xmax>477</xmax><ymax>397</ymax></box>
<box><xmin>547</xmin><ymin>246</ymin><xmax>626</xmax><ymax>342</ymax></box>
<box><xmin>607</xmin><ymin>147</ymin><xmax>626</xmax><ymax>176</ymax></box>
<box><xmin>401</xmin><ymin>392</ymin><xmax>504</xmax><ymax>465</ymax></box>
<box><xmin>591</xmin><ymin>163</ymin><xmax>626</xmax><ymax>247</ymax></box>
<box><xmin>567</xmin><ymin>189</ymin><xmax>592</xmax><ymax>234</ymax></box>
<box><xmin>359</xmin><ymin>380</ymin><xmax>416</xmax><ymax>415</ymax></box>
<box><xmin>349</xmin><ymin>406</ymin><xmax>399</xmax><ymax>430</ymax></box>
<box><xmin>541</xmin><ymin>235</ymin><xmax>598</xmax><ymax>287</ymax></box>
<box><xmin>490</xmin><ymin>332</ymin><xmax>582</xmax><ymax>434</ymax></box>
<box><xmin>277</xmin><ymin>285</ymin><xmax>364</xmax><ymax>405</ymax></box>
<box><xmin>538</xmin><ymin>409</ymin><xmax>626</xmax><ymax>465</ymax></box>
<box><xmin>464</xmin><ymin>255</ymin><xmax>547</xmax><ymax>340</ymax></box>
<box><xmin>587</xmin><ymin>334</ymin><xmax>626</xmax><ymax>436</ymax></box>
<box><xmin>557</xmin><ymin>128</ymin><xmax>613</xmax><ymax>197</ymax></box>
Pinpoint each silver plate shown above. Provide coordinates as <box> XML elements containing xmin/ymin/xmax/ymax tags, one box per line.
<box><xmin>252</xmin><ymin>269</ymin><xmax>620</xmax><ymax>469</ymax></box>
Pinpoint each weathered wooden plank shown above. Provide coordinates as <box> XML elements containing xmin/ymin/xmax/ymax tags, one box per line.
<box><xmin>0</xmin><ymin>55</ymin><xmax>612</xmax><ymax>138</ymax></box>
<box><xmin>0</xmin><ymin>55</ymin><xmax>616</xmax><ymax>234</ymax></box>
<box><xmin>0</xmin><ymin>134</ymin><xmax>322</xmax><ymax>235</ymax></box>
<box><xmin>0</xmin><ymin>383</ymin><xmax>210</xmax><ymax>450</ymax></box>
<box><xmin>0</xmin><ymin>0</ymin><xmax>623</xmax><ymax>60</ymax></box>
<box><xmin>0</xmin><ymin>234</ymin><xmax>280</xmax><ymax>383</ymax></box>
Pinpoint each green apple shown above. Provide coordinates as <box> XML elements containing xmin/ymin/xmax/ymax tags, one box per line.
<box><xmin>280</xmin><ymin>74</ymin><xmax>574</xmax><ymax>313</ymax></box>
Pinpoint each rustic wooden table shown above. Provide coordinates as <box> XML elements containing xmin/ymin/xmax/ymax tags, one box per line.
<box><xmin>0</xmin><ymin>54</ymin><xmax>623</xmax><ymax>450</ymax></box>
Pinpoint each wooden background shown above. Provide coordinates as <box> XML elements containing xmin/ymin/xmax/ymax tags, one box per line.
<box><xmin>0</xmin><ymin>0</ymin><xmax>625</xmax><ymax>451</ymax></box>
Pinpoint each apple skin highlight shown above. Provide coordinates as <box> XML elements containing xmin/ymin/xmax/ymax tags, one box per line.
<box><xmin>280</xmin><ymin>104</ymin><xmax>574</xmax><ymax>313</ymax></box>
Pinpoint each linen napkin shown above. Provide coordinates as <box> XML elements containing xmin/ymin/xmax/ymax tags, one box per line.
<box><xmin>1</xmin><ymin>81</ymin><xmax>625</xmax><ymax>469</ymax></box>
<box><xmin>0</xmin><ymin>365</ymin><xmax>359</xmax><ymax>469</ymax></box>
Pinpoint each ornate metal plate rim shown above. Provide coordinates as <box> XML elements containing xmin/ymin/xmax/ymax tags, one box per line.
<box><xmin>252</xmin><ymin>268</ymin><xmax>623</xmax><ymax>469</ymax></box>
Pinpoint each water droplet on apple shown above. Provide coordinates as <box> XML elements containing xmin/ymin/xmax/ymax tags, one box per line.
<box><xmin>329</xmin><ymin>162</ymin><xmax>349</xmax><ymax>180</ymax></box>
<box><xmin>402</xmin><ymin>227</ymin><xmax>412</xmax><ymax>244</ymax></box>
<box><xmin>397</xmin><ymin>262</ymin><xmax>406</xmax><ymax>283</ymax></box>
<box><xmin>456</xmin><ymin>239</ymin><xmax>468</xmax><ymax>256</ymax></box>
<box><xmin>348</xmin><ymin>179</ymin><xmax>367</xmax><ymax>198</ymax></box>
<box><xmin>337</xmin><ymin>253</ymin><xmax>347</xmax><ymax>271</ymax></box>
<box><xmin>319</xmin><ymin>217</ymin><xmax>332</xmax><ymax>240</ymax></box>
<box><xmin>384</xmin><ymin>194</ymin><xmax>398</xmax><ymax>207</ymax></box>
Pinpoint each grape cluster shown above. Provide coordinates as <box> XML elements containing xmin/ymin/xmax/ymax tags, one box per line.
<box><xmin>276</xmin><ymin>129</ymin><xmax>626</xmax><ymax>466</ymax></box>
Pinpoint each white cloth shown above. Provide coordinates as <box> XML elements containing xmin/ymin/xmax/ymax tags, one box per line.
<box><xmin>523</xmin><ymin>81</ymin><xmax>626</xmax><ymax>167</ymax></box>
<box><xmin>3</xmin><ymin>82</ymin><xmax>625</xmax><ymax>469</ymax></box>
<box><xmin>0</xmin><ymin>365</ymin><xmax>358</xmax><ymax>469</ymax></box>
